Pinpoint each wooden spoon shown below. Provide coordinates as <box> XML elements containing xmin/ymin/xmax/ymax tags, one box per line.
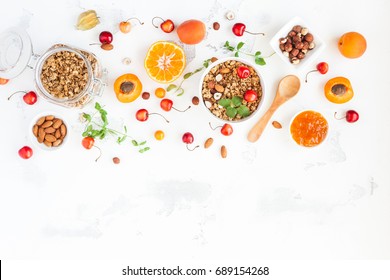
<box><xmin>247</xmin><ymin>75</ymin><xmax>301</xmax><ymax>143</ymax></box>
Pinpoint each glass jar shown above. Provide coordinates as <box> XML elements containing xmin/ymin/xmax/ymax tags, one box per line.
<box><xmin>0</xmin><ymin>27</ymin><xmax>107</xmax><ymax>108</ymax></box>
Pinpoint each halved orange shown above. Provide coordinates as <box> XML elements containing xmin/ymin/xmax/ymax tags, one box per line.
<box><xmin>144</xmin><ymin>41</ymin><xmax>186</xmax><ymax>84</ymax></box>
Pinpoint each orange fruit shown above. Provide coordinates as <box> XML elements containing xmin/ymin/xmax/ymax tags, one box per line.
<box><xmin>338</xmin><ymin>32</ymin><xmax>367</xmax><ymax>58</ymax></box>
<box><xmin>144</xmin><ymin>41</ymin><xmax>186</xmax><ymax>84</ymax></box>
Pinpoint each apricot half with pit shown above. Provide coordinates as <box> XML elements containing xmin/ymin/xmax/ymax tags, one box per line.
<box><xmin>324</xmin><ymin>77</ymin><xmax>354</xmax><ymax>104</ymax></box>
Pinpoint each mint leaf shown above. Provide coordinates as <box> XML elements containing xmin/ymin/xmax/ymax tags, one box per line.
<box><xmin>139</xmin><ymin>147</ymin><xmax>150</xmax><ymax>153</ymax></box>
<box><xmin>255</xmin><ymin>57</ymin><xmax>266</xmax><ymax>65</ymax></box>
<box><xmin>131</xmin><ymin>140</ymin><xmax>138</xmax><ymax>146</ymax></box>
<box><xmin>237</xmin><ymin>42</ymin><xmax>245</xmax><ymax>50</ymax></box>
<box><xmin>167</xmin><ymin>84</ymin><xmax>177</xmax><ymax>92</ymax></box>
<box><xmin>234</xmin><ymin>52</ymin><xmax>239</xmax><ymax>57</ymax></box>
<box><xmin>138</xmin><ymin>141</ymin><xmax>147</xmax><ymax>146</ymax></box>
<box><xmin>82</xmin><ymin>131</ymin><xmax>89</xmax><ymax>137</ymax></box>
<box><xmin>83</xmin><ymin>113</ymin><xmax>91</xmax><ymax>122</ymax></box>
<box><xmin>224</xmin><ymin>41</ymin><xmax>230</xmax><ymax>47</ymax></box>
<box><xmin>183</xmin><ymin>72</ymin><xmax>193</xmax><ymax>79</ymax></box>
<box><xmin>255</xmin><ymin>51</ymin><xmax>261</xmax><ymax>56</ymax></box>
<box><xmin>117</xmin><ymin>135</ymin><xmax>127</xmax><ymax>144</ymax></box>
<box><xmin>176</xmin><ymin>88</ymin><xmax>185</xmax><ymax>96</ymax></box>
<box><xmin>232</xmin><ymin>96</ymin><xmax>243</xmax><ymax>107</ymax></box>
<box><xmin>95</xmin><ymin>102</ymin><xmax>101</xmax><ymax>111</ymax></box>
<box><xmin>203</xmin><ymin>59</ymin><xmax>211</xmax><ymax>68</ymax></box>
<box><xmin>237</xmin><ymin>105</ymin><xmax>250</xmax><ymax>117</ymax></box>
<box><xmin>226</xmin><ymin>107</ymin><xmax>237</xmax><ymax>118</ymax></box>
<box><xmin>218</xmin><ymin>98</ymin><xmax>231</xmax><ymax>108</ymax></box>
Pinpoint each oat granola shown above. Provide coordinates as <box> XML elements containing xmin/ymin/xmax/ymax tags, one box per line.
<box><xmin>201</xmin><ymin>60</ymin><xmax>262</xmax><ymax>121</ymax></box>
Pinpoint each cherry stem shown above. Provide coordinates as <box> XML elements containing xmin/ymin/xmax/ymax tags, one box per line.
<box><xmin>124</xmin><ymin>17</ymin><xmax>144</xmax><ymax>25</ymax></box>
<box><xmin>208</xmin><ymin>122</ymin><xmax>221</xmax><ymax>130</ymax></box>
<box><xmin>93</xmin><ymin>145</ymin><xmax>102</xmax><ymax>162</ymax></box>
<box><xmin>152</xmin><ymin>16</ymin><xmax>165</xmax><ymax>28</ymax></box>
<box><xmin>304</xmin><ymin>69</ymin><xmax>318</xmax><ymax>83</ymax></box>
<box><xmin>173</xmin><ymin>105</ymin><xmax>191</xmax><ymax>113</ymax></box>
<box><xmin>89</xmin><ymin>43</ymin><xmax>101</xmax><ymax>46</ymax></box>
<box><xmin>149</xmin><ymin>112</ymin><xmax>170</xmax><ymax>123</ymax></box>
<box><xmin>334</xmin><ymin>112</ymin><xmax>346</xmax><ymax>120</ymax></box>
<box><xmin>8</xmin><ymin>91</ymin><xmax>26</xmax><ymax>101</ymax></box>
<box><xmin>245</xmin><ymin>30</ymin><xmax>265</xmax><ymax>36</ymax></box>
<box><xmin>186</xmin><ymin>144</ymin><xmax>199</xmax><ymax>151</ymax></box>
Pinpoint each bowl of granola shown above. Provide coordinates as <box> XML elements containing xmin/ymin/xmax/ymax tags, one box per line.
<box><xmin>199</xmin><ymin>57</ymin><xmax>264</xmax><ymax>123</ymax></box>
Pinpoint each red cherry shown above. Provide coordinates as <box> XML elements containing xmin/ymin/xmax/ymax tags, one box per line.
<box><xmin>232</xmin><ymin>23</ymin><xmax>265</xmax><ymax>37</ymax></box>
<box><xmin>334</xmin><ymin>110</ymin><xmax>359</xmax><ymax>123</ymax></box>
<box><xmin>305</xmin><ymin>62</ymin><xmax>329</xmax><ymax>83</ymax></box>
<box><xmin>82</xmin><ymin>136</ymin><xmax>95</xmax><ymax>149</ymax></box>
<box><xmin>244</xmin><ymin>90</ymin><xmax>258</xmax><ymax>102</ymax></box>
<box><xmin>18</xmin><ymin>146</ymin><xmax>33</xmax><ymax>159</ymax></box>
<box><xmin>182</xmin><ymin>132</ymin><xmax>199</xmax><ymax>151</ymax></box>
<box><xmin>237</xmin><ymin>66</ymin><xmax>250</xmax><ymax>79</ymax></box>
<box><xmin>99</xmin><ymin>31</ymin><xmax>113</xmax><ymax>44</ymax></box>
<box><xmin>8</xmin><ymin>90</ymin><xmax>37</xmax><ymax>105</ymax></box>
<box><xmin>136</xmin><ymin>109</ymin><xmax>169</xmax><ymax>123</ymax></box>
<box><xmin>160</xmin><ymin>99</ymin><xmax>191</xmax><ymax>112</ymax></box>
<box><xmin>152</xmin><ymin>17</ymin><xmax>175</xmax><ymax>33</ymax></box>
<box><xmin>209</xmin><ymin>122</ymin><xmax>233</xmax><ymax>136</ymax></box>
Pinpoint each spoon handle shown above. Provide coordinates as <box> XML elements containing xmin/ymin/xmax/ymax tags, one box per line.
<box><xmin>247</xmin><ymin>103</ymin><xmax>279</xmax><ymax>143</ymax></box>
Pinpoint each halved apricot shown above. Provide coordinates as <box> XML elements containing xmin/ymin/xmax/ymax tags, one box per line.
<box><xmin>324</xmin><ymin>77</ymin><xmax>354</xmax><ymax>104</ymax></box>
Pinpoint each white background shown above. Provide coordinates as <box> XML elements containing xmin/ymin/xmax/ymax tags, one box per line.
<box><xmin>0</xmin><ymin>0</ymin><xmax>389</xmax><ymax>262</ymax></box>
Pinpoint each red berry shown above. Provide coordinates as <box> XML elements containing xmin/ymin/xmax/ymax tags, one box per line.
<box><xmin>220</xmin><ymin>124</ymin><xmax>233</xmax><ymax>136</ymax></box>
<box><xmin>23</xmin><ymin>91</ymin><xmax>37</xmax><ymax>105</ymax></box>
<box><xmin>232</xmin><ymin>23</ymin><xmax>246</xmax><ymax>36</ymax></box>
<box><xmin>82</xmin><ymin>137</ymin><xmax>95</xmax><ymax>149</ymax></box>
<box><xmin>18</xmin><ymin>146</ymin><xmax>33</xmax><ymax>159</ymax></box>
<box><xmin>244</xmin><ymin>90</ymin><xmax>257</xmax><ymax>102</ymax></box>
<box><xmin>136</xmin><ymin>109</ymin><xmax>149</xmax><ymax>121</ymax></box>
<box><xmin>160</xmin><ymin>99</ymin><xmax>173</xmax><ymax>111</ymax></box>
<box><xmin>237</xmin><ymin>66</ymin><xmax>250</xmax><ymax>79</ymax></box>
<box><xmin>346</xmin><ymin>110</ymin><xmax>359</xmax><ymax>123</ymax></box>
<box><xmin>99</xmin><ymin>31</ymin><xmax>113</xmax><ymax>44</ymax></box>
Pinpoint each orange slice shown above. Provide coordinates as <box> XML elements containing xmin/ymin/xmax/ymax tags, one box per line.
<box><xmin>144</xmin><ymin>41</ymin><xmax>186</xmax><ymax>84</ymax></box>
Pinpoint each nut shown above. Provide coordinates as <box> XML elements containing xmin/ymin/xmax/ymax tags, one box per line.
<box><xmin>292</xmin><ymin>25</ymin><xmax>302</xmax><ymax>33</ymax></box>
<box><xmin>44</xmin><ymin>127</ymin><xmax>56</xmax><ymax>134</ymax></box>
<box><xmin>113</xmin><ymin>157</ymin><xmax>120</xmax><ymax>164</ymax></box>
<box><xmin>55</xmin><ymin>129</ymin><xmax>61</xmax><ymax>139</ymax></box>
<box><xmin>219</xmin><ymin>68</ymin><xmax>230</xmax><ymax>74</ymax></box>
<box><xmin>288</xmin><ymin>31</ymin><xmax>297</xmax><ymax>37</ymax></box>
<box><xmin>297</xmin><ymin>52</ymin><xmax>305</xmax><ymax>59</ymax></box>
<box><xmin>291</xmin><ymin>48</ymin><xmax>299</xmax><ymax>57</ymax></box>
<box><xmin>60</xmin><ymin>124</ymin><xmax>67</xmax><ymax>137</ymax></box>
<box><xmin>213</xmin><ymin>22</ymin><xmax>220</xmax><ymax>30</ymax></box>
<box><xmin>279</xmin><ymin>38</ymin><xmax>287</xmax><ymax>44</ymax></box>
<box><xmin>52</xmin><ymin>119</ymin><xmax>63</xmax><ymax>129</ymax></box>
<box><xmin>205</xmin><ymin>101</ymin><xmax>212</xmax><ymax>108</ymax></box>
<box><xmin>292</xmin><ymin>35</ymin><xmax>300</xmax><ymax>43</ymax></box>
<box><xmin>41</xmin><ymin>121</ymin><xmax>53</xmax><ymax>128</ymax></box>
<box><xmin>45</xmin><ymin>115</ymin><xmax>55</xmax><ymax>121</ymax></box>
<box><xmin>36</xmin><ymin>116</ymin><xmax>46</xmax><ymax>126</ymax></box>
<box><xmin>101</xmin><ymin>43</ymin><xmax>114</xmax><ymax>51</ymax></box>
<box><xmin>225</xmin><ymin>11</ymin><xmax>235</xmax><ymax>20</ymax></box>
<box><xmin>142</xmin><ymin>92</ymin><xmax>150</xmax><ymax>100</ymax></box>
<box><xmin>192</xmin><ymin>96</ymin><xmax>199</xmax><ymax>105</ymax></box>
<box><xmin>295</xmin><ymin>41</ymin><xmax>304</xmax><ymax>50</ymax></box>
<box><xmin>215</xmin><ymin>74</ymin><xmax>223</xmax><ymax>82</ymax></box>
<box><xmin>210</xmin><ymin>57</ymin><xmax>218</xmax><ymax>63</ymax></box>
<box><xmin>52</xmin><ymin>139</ymin><xmax>62</xmax><ymax>147</ymax></box>
<box><xmin>279</xmin><ymin>44</ymin><xmax>285</xmax><ymax>51</ymax></box>
<box><xmin>33</xmin><ymin>125</ymin><xmax>38</xmax><ymax>137</ymax></box>
<box><xmin>208</xmin><ymin>81</ymin><xmax>216</xmax><ymax>89</ymax></box>
<box><xmin>284</xmin><ymin>42</ymin><xmax>293</xmax><ymax>52</ymax></box>
<box><xmin>304</xmin><ymin>33</ymin><xmax>314</xmax><ymax>42</ymax></box>
<box><xmin>213</xmin><ymin>92</ymin><xmax>222</xmax><ymax>100</ymax></box>
<box><xmin>291</xmin><ymin>58</ymin><xmax>300</xmax><ymax>64</ymax></box>
<box><xmin>45</xmin><ymin>134</ymin><xmax>56</xmax><ymax>143</ymax></box>
<box><xmin>309</xmin><ymin>42</ymin><xmax>316</xmax><ymax>49</ymax></box>
<box><xmin>221</xmin><ymin>145</ymin><xmax>227</xmax><ymax>158</ymax></box>
<box><xmin>283</xmin><ymin>51</ymin><xmax>289</xmax><ymax>57</ymax></box>
<box><xmin>215</xmin><ymin>84</ymin><xmax>224</xmax><ymax>93</ymax></box>
<box><xmin>301</xmin><ymin>27</ymin><xmax>308</xmax><ymax>36</ymax></box>
<box><xmin>204</xmin><ymin>138</ymin><xmax>214</xmax><ymax>149</ymax></box>
<box><xmin>272</xmin><ymin>121</ymin><xmax>282</xmax><ymax>129</ymax></box>
<box><xmin>44</xmin><ymin>140</ymin><xmax>52</xmax><ymax>147</ymax></box>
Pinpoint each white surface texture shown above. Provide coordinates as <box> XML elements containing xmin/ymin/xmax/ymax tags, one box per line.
<box><xmin>0</xmin><ymin>0</ymin><xmax>389</xmax><ymax>260</ymax></box>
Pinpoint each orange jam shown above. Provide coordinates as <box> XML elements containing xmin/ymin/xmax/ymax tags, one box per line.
<box><xmin>290</xmin><ymin>110</ymin><xmax>328</xmax><ymax>147</ymax></box>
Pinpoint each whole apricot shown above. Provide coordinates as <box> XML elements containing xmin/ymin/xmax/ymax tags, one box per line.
<box><xmin>338</xmin><ymin>32</ymin><xmax>367</xmax><ymax>59</ymax></box>
<box><xmin>177</xmin><ymin>19</ymin><xmax>206</xmax><ymax>45</ymax></box>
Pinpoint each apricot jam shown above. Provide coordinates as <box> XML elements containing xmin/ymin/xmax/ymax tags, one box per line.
<box><xmin>290</xmin><ymin>110</ymin><xmax>328</xmax><ymax>147</ymax></box>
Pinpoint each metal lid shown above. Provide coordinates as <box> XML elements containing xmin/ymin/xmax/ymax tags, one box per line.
<box><xmin>0</xmin><ymin>28</ymin><xmax>32</xmax><ymax>79</ymax></box>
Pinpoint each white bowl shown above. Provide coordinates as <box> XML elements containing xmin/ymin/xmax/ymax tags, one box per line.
<box><xmin>198</xmin><ymin>57</ymin><xmax>266</xmax><ymax>123</ymax></box>
<box><xmin>30</xmin><ymin>112</ymin><xmax>69</xmax><ymax>151</ymax></box>
<box><xmin>289</xmin><ymin>109</ymin><xmax>329</xmax><ymax>148</ymax></box>
<box><xmin>270</xmin><ymin>16</ymin><xmax>326</xmax><ymax>71</ymax></box>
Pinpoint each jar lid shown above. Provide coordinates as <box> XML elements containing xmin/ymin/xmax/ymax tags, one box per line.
<box><xmin>0</xmin><ymin>28</ymin><xmax>32</xmax><ymax>79</ymax></box>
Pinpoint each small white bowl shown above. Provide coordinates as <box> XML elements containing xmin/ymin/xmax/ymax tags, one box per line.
<box><xmin>30</xmin><ymin>112</ymin><xmax>69</xmax><ymax>151</ymax></box>
<box><xmin>270</xmin><ymin>16</ymin><xmax>326</xmax><ymax>71</ymax></box>
<box><xmin>289</xmin><ymin>109</ymin><xmax>329</xmax><ymax>148</ymax></box>
<box><xmin>198</xmin><ymin>57</ymin><xmax>266</xmax><ymax>123</ymax></box>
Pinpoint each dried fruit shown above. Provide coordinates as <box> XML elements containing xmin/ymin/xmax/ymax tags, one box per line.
<box><xmin>76</xmin><ymin>10</ymin><xmax>100</xmax><ymax>31</ymax></box>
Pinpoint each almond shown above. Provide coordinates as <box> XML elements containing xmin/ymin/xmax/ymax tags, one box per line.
<box><xmin>272</xmin><ymin>121</ymin><xmax>282</xmax><ymax>129</ymax></box>
<box><xmin>45</xmin><ymin>134</ymin><xmax>57</xmax><ymax>143</ymax></box>
<box><xmin>44</xmin><ymin>127</ymin><xmax>56</xmax><ymax>134</ymax></box>
<box><xmin>215</xmin><ymin>84</ymin><xmax>224</xmax><ymax>93</ymax></box>
<box><xmin>33</xmin><ymin>125</ymin><xmax>38</xmax><ymax>137</ymax></box>
<box><xmin>38</xmin><ymin>127</ymin><xmax>46</xmax><ymax>139</ymax></box>
<box><xmin>60</xmin><ymin>124</ymin><xmax>67</xmax><ymax>137</ymax></box>
<box><xmin>101</xmin><ymin>43</ymin><xmax>113</xmax><ymax>51</ymax></box>
<box><xmin>52</xmin><ymin>139</ymin><xmax>62</xmax><ymax>147</ymax></box>
<box><xmin>45</xmin><ymin>115</ymin><xmax>55</xmax><ymax>121</ymax></box>
<box><xmin>36</xmin><ymin>116</ymin><xmax>46</xmax><ymax>126</ymax></box>
<box><xmin>221</xmin><ymin>145</ymin><xmax>227</xmax><ymax>158</ymax></box>
<box><xmin>38</xmin><ymin>135</ymin><xmax>44</xmax><ymax>143</ymax></box>
<box><xmin>219</xmin><ymin>68</ymin><xmax>230</xmax><ymax>74</ymax></box>
<box><xmin>52</xmin><ymin>119</ymin><xmax>63</xmax><ymax>129</ymax></box>
<box><xmin>43</xmin><ymin>140</ymin><xmax>52</xmax><ymax>147</ymax></box>
<box><xmin>204</xmin><ymin>137</ymin><xmax>214</xmax><ymax>149</ymax></box>
<box><xmin>41</xmin><ymin>121</ymin><xmax>53</xmax><ymax>128</ymax></box>
<box><xmin>55</xmin><ymin>129</ymin><xmax>61</xmax><ymax>139</ymax></box>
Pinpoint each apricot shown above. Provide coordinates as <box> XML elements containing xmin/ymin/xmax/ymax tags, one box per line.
<box><xmin>338</xmin><ymin>32</ymin><xmax>367</xmax><ymax>58</ymax></box>
<box><xmin>324</xmin><ymin>77</ymin><xmax>354</xmax><ymax>104</ymax></box>
<box><xmin>177</xmin><ymin>19</ymin><xmax>206</xmax><ymax>45</ymax></box>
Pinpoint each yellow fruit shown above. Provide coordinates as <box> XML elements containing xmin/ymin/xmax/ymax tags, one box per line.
<box><xmin>76</xmin><ymin>10</ymin><xmax>100</xmax><ymax>31</ymax></box>
<box><xmin>144</xmin><ymin>41</ymin><xmax>186</xmax><ymax>84</ymax></box>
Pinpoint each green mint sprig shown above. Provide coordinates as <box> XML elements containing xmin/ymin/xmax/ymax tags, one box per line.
<box><xmin>223</xmin><ymin>41</ymin><xmax>275</xmax><ymax>66</ymax></box>
<box><xmin>167</xmin><ymin>59</ymin><xmax>211</xmax><ymax>96</ymax></box>
<box><xmin>82</xmin><ymin>102</ymin><xmax>149</xmax><ymax>153</ymax></box>
<box><xmin>218</xmin><ymin>96</ymin><xmax>250</xmax><ymax>119</ymax></box>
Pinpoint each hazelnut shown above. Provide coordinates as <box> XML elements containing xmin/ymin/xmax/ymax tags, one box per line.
<box><xmin>304</xmin><ymin>33</ymin><xmax>314</xmax><ymax>42</ymax></box>
<box><xmin>286</xmin><ymin>37</ymin><xmax>292</xmax><ymax>44</ymax></box>
<box><xmin>297</xmin><ymin>52</ymin><xmax>305</xmax><ymax>59</ymax></box>
<box><xmin>291</xmin><ymin>48</ymin><xmax>299</xmax><ymax>57</ymax></box>
<box><xmin>284</xmin><ymin>42</ymin><xmax>293</xmax><ymax>52</ymax></box>
<box><xmin>288</xmin><ymin>31</ymin><xmax>297</xmax><ymax>37</ymax></box>
<box><xmin>279</xmin><ymin>44</ymin><xmax>285</xmax><ymax>51</ymax></box>
<box><xmin>295</xmin><ymin>41</ymin><xmax>304</xmax><ymax>50</ymax></box>
<box><xmin>309</xmin><ymin>42</ymin><xmax>316</xmax><ymax>49</ymax></box>
<box><xmin>279</xmin><ymin>38</ymin><xmax>287</xmax><ymax>44</ymax></box>
<box><xmin>301</xmin><ymin>49</ymin><xmax>308</xmax><ymax>54</ymax></box>
<box><xmin>210</xmin><ymin>57</ymin><xmax>218</xmax><ymax>63</ymax></box>
<box><xmin>302</xmin><ymin>41</ymin><xmax>310</xmax><ymax>50</ymax></box>
<box><xmin>192</xmin><ymin>96</ymin><xmax>199</xmax><ymax>105</ymax></box>
<box><xmin>292</xmin><ymin>25</ymin><xmax>302</xmax><ymax>33</ymax></box>
<box><xmin>301</xmin><ymin>27</ymin><xmax>309</xmax><ymax>36</ymax></box>
<box><xmin>292</xmin><ymin>35</ymin><xmax>300</xmax><ymax>43</ymax></box>
<box><xmin>291</xmin><ymin>58</ymin><xmax>300</xmax><ymax>64</ymax></box>
<box><xmin>213</xmin><ymin>22</ymin><xmax>220</xmax><ymax>30</ymax></box>
<box><xmin>283</xmin><ymin>51</ymin><xmax>289</xmax><ymax>57</ymax></box>
<box><xmin>113</xmin><ymin>157</ymin><xmax>120</xmax><ymax>164</ymax></box>
<box><xmin>142</xmin><ymin>92</ymin><xmax>150</xmax><ymax>100</ymax></box>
